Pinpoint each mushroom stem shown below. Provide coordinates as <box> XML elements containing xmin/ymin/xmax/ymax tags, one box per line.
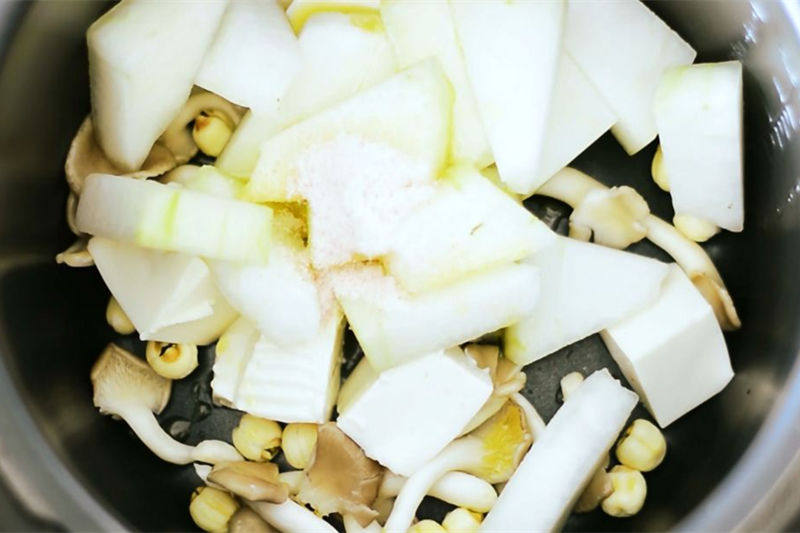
<box><xmin>509</xmin><ymin>393</ymin><xmax>546</xmax><ymax>440</ymax></box>
<box><xmin>536</xmin><ymin>167</ymin><xmax>605</xmax><ymax>207</ymax></box>
<box><xmin>246</xmin><ymin>499</ymin><xmax>337</xmax><ymax>533</ymax></box>
<box><xmin>378</xmin><ymin>471</ymin><xmax>497</xmax><ymax>513</ymax></box>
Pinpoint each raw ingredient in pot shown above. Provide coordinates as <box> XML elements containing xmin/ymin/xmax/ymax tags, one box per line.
<box><xmin>63</xmin><ymin>0</ymin><xmax>744</xmax><ymax>530</ymax></box>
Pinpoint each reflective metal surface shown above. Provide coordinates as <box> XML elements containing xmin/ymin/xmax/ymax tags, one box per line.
<box><xmin>0</xmin><ymin>1</ymin><xmax>799</xmax><ymax>531</ymax></box>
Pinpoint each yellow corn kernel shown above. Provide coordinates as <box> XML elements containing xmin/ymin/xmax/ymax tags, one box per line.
<box><xmin>442</xmin><ymin>508</ymin><xmax>482</xmax><ymax>533</ymax></box>
<box><xmin>408</xmin><ymin>519</ymin><xmax>447</xmax><ymax>533</ymax></box>
<box><xmin>616</xmin><ymin>419</ymin><xmax>667</xmax><ymax>472</ymax></box>
<box><xmin>145</xmin><ymin>341</ymin><xmax>198</xmax><ymax>380</ymax></box>
<box><xmin>673</xmin><ymin>214</ymin><xmax>720</xmax><ymax>243</ymax></box>
<box><xmin>282</xmin><ymin>423</ymin><xmax>318</xmax><ymax>470</ymax></box>
<box><xmin>601</xmin><ymin>465</ymin><xmax>647</xmax><ymax>518</ymax></box>
<box><xmin>189</xmin><ymin>486</ymin><xmax>239</xmax><ymax>533</ymax></box>
<box><xmin>651</xmin><ymin>146</ymin><xmax>670</xmax><ymax>192</ymax></box>
<box><xmin>193</xmin><ymin>111</ymin><xmax>233</xmax><ymax>157</ymax></box>
<box><xmin>232</xmin><ymin>414</ymin><xmax>282</xmax><ymax>462</ymax></box>
<box><xmin>105</xmin><ymin>297</ymin><xmax>135</xmax><ymax>335</ymax></box>
<box><xmin>559</xmin><ymin>372</ymin><xmax>584</xmax><ymax>402</ymax></box>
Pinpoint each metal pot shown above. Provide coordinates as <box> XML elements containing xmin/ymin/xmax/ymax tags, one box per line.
<box><xmin>0</xmin><ymin>1</ymin><xmax>799</xmax><ymax>531</ymax></box>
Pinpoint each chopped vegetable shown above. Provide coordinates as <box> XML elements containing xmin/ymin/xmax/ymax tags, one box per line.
<box><xmin>211</xmin><ymin>318</ymin><xmax>259</xmax><ymax>407</ymax></box>
<box><xmin>286</xmin><ymin>0</ymin><xmax>380</xmax><ymax>33</ymax></box>
<box><xmin>232</xmin><ymin>415</ymin><xmax>282</xmax><ymax>462</ymax></box>
<box><xmin>601</xmin><ymin>465</ymin><xmax>647</xmax><ymax>517</ymax></box>
<box><xmin>190</xmin><ymin>486</ymin><xmax>239</xmax><ymax>533</ymax></box>
<box><xmin>145</xmin><ymin>341</ymin><xmax>198</xmax><ymax>380</ymax></box>
<box><xmin>616</xmin><ymin>419</ymin><xmax>667</xmax><ymax>472</ymax></box>
<box><xmin>281</xmin><ymin>423</ymin><xmax>318</xmax><ymax>470</ymax></box>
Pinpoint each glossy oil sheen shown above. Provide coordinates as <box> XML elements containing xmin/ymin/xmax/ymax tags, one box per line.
<box><xmin>0</xmin><ymin>1</ymin><xmax>799</xmax><ymax>531</ymax></box>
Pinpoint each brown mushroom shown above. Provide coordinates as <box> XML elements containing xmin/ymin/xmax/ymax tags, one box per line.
<box><xmin>296</xmin><ymin>422</ymin><xmax>383</xmax><ymax>526</ymax></box>
<box><xmin>208</xmin><ymin>461</ymin><xmax>289</xmax><ymax>503</ymax></box>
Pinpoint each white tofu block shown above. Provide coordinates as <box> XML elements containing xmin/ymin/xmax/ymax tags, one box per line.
<box><xmin>564</xmin><ymin>0</ymin><xmax>696</xmax><ymax>155</ymax></box>
<box><xmin>337</xmin><ymin>348</ymin><xmax>493</xmax><ymax>476</ymax></box>
<box><xmin>505</xmin><ymin>237</ymin><xmax>669</xmax><ymax>365</ymax></box>
<box><xmin>450</xmin><ymin>0</ymin><xmax>564</xmax><ymax>195</ymax></box>
<box><xmin>601</xmin><ymin>265</ymin><xmax>734</xmax><ymax>427</ymax></box>
<box><xmin>654</xmin><ymin>61</ymin><xmax>744</xmax><ymax>232</ymax></box>
<box><xmin>481</xmin><ymin>369</ymin><xmax>638</xmax><ymax>532</ymax></box>
<box><xmin>235</xmin><ymin>312</ymin><xmax>344</xmax><ymax>423</ymax></box>
<box><xmin>196</xmin><ymin>0</ymin><xmax>300</xmax><ymax>112</ymax></box>
<box><xmin>88</xmin><ymin>0</ymin><xmax>228</xmax><ymax>170</ymax></box>
<box><xmin>333</xmin><ymin>262</ymin><xmax>540</xmax><ymax>371</ymax></box>
<box><xmin>88</xmin><ymin>237</ymin><xmax>236</xmax><ymax>344</ymax></box>
<box><xmin>385</xmin><ymin>166</ymin><xmax>556</xmax><ymax>293</ymax></box>
<box><xmin>533</xmin><ymin>52</ymin><xmax>617</xmax><ymax>191</ymax></box>
<box><xmin>211</xmin><ymin>317</ymin><xmax>260</xmax><ymax>406</ymax></box>
<box><xmin>381</xmin><ymin>0</ymin><xmax>492</xmax><ymax>167</ymax></box>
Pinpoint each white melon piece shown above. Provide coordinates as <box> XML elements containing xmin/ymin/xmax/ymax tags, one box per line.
<box><xmin>450</xmin><ymin>0</ymin><xmax>564</xmax><ymax>195</ymax></box>
<box><xmin>286</xmin><ymin>0</ymin><xmax>380</xmax><ymax>33</ymax></box>
<box><xmin>246</xmin><ymin>59</ymin><xmax>451</xmax><ymax>202</ymax></box>
<box><xmin>381</xmin><ymin>0</ymin><xmax>491</xmax><ymax>167</ymax></box>
<box><xmin>216</xmin><ymin>11</ymin><xmax>397</xmax><ymax>178</ymax></box>
<box><xmin>332</xmin><ymin>262</ymin><xmax>540</xmax><ymax>371</ymax></box>
<box><xmin>564</xmin><ymin>0</ymin><xmax>696</xmax><ymax>155</ymax></box>
<box><xmin>211</xmin><ymin>318</ymin><xmax>260</xmax><ymax>406</ymax></box>
<box><xmin>88</xmin><ymin>0</ymin><xmax>228</xmax><ymax>170</ymax></box>
<box><xmin>481</xmin><ymin>369</ymin><xmax>638</xmax><ymax>532</ymax></box>
<box><xmin>196</xmin><ymin>0</ymin><xmax>300</xmax><ymax>112</ymax></box>
<box><xmin>164</xmin><ymin>165</ymin><xmax>244</xmax><ymax>199</ymax></box>
<box><xmin>533</xmin><ymin>53</ymin><xmax>617</xmax><ymax>190</ymax></box>
<box><xmin>505</xmin><ymin>236</ymin><xmax>669</xmax><ymax>366</ymax></box>
<box><xmin>601</xmin><ymin>265</ymin><xmax>733</xmax><ymax>427</ymax></box>
<box><xmin>653</xmin><ymin>61</ymin><xmax>744</xmax><ymax>232</ymax></box>
<box><xmin>235</xmin><ymin>312</ymin><xmax>344</xmax><ymax>423</ymax></box>
<box><xmin>337</xmin><ymin>348</ymin><xmax>492</xmax><ymax>476</ymax></box>
<box><xmin>385</xmin><ymin>166</ymin><xmax>556</xmax><ymax>293</ymax></box>
<box><xmin>76</xmin><ymin>174</ymin><xmax>272</xmax><ymax>263</ymax></box>
<box><xmin>88</xmin><ymin>237</ymin><xmax>236</xmax><ymax>344</ymax></box>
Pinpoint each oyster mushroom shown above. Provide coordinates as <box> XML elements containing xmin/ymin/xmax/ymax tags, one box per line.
<box><xmin>91</xmin><ymin>344</ymin><xmax>242</xmax><ymax>465</ymax></box>
<box><xmin>229</xmin><ymin>507</ymin><xmax>277</xmax><ymax>533</ymax></box>
<box><xmin>55</xmin><ymin>238</ymin><xmax>93</xmax><ymax>268</ymax></box>
<box><xmin>207</xmin><ymin>461</ymin><xmax>289</xmax><ymax>503</ymax></box>
<box><xmin>296</xmin><ymin>423</ymin><xmax>383</xmax><ymax>527</ymax></box>
<box><xmin>535</xmin><ymin>167</ymin><xmax>741</xmax><ymax>330</ymax></box>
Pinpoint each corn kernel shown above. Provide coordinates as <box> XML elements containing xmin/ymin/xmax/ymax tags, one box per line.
<box><xmin>193</xmin><ymin>111</ymin><xmax>233</xmax><ymax>157</ymax></box>
<box><xmin>616</xmin><ymin>419</ymin><xmax>667</xmax><ymax>472</ymax></box>
<box><xmin>601</xmin><ymin>465</ymin><xmax>647</xmax><ymax>518</ymax></box>
<box><xmin>560</xmin><ymin>372</ymin><xmax>584</xmax><ymax>402</ymax></box>
<box><xmin>189</xmin><ymin>486</ymin><xmax>239</xmax><ymax>533</ymax></box>
<box><xmin>232</xmin><ymin>414</ymin><xmax>282</xmax><ymax>462</ymax></box>
<box><xmin>145</xmin><ymin>341</ymin><xmax>198</xmax><ymax>380</ymax></box>
<box><xmin>282</xmin><ymin>423</ymin><xmax>318</xmax><ymax>469</ymax></box>
<box><xmin>408</xmin><ymin>520</ymin><xmax>447</xmax><ymax>533</ymax></box>
<box><xmin>442</xmin><ymin>508</ymin><xmax>482</xmax><ymax>533</ymax></box>
<box><xmin>651</xmin><ymin>146</ymin><xmax>670</xmax><ymax>192</ymax></box>
<box><xmin>106</xmin><ymin>296</ymin><xmax>135</xmax><ymax>335</ymax></box>
<box><xmin>673</xmin><ymin>214</ymin><xmax>720</xmax><ymax>243</ymax></box>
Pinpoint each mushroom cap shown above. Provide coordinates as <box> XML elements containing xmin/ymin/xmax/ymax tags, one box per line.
<box><xmin>90</xmin><ymin>344</ymin><xmax>171</xmax><ymax>416</ymax></box>
<box><xmin>208</xmin><ymin>461</ymin><xmax>288</xmax><ymax>504</ymax></box>
<box><xmin>297</xmin><ymin>422</ymin><xmax>383</xmax><ymax>526</ymax></box>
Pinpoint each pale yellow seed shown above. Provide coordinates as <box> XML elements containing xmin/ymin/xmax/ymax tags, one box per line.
<box><xmin>601</xmin><ymin>465</ymin><xmax>647</xmax><ymax>518</ymax></box>
<box><xmin>189</xmin><ymin>486</ymin><xmax>239</xmax><ymax>533</ymax></box>
<box><xmin>673</xmin><ymin>214</ymin><xmax>720</xmax><ymax>243</ymax></box>
<box><xmin>408</xmin><ymin>519</ymin><xmax>447</xmax><ymax>533</ymax></box>
<box><xmin>105</xmin><ymin>297</ymin><xmax>135</xmax><ymax>335</ymax></box>
<box><xmin>651</xmin><ymin>145</ymin><xmax>670</xmax><ymax>192</ymax></box>
<box><xmin>145</xmin><ymin>341</ymin><xmax>198</xmax><ymax>380</ymax></box>
<box><xmin>281</xmin><ymin>423</ymin><xmax>318</xmax><ymax>470</ymax></box>
<box><xmin>559</xmin><ymin>372</ymin><xmax>584</xmax><ymax>402</ymax></box>
<box><xmin>442</xmin><ymin>508</ymin><xmax>482</xmax><ymax>533</ymax></box>
<box><xmin>232</xmin><ymin>414</ymin><xmax>282</xmax><ymax>462</ymax></box>
<box><xmin>193</xmin><ymin>112</ymin><xmax>233</xmax><ymax>157</ymax></box>
<box><xmin>616</xmin><ymin>419</ymin><xmax>667</xmax><ymax>472</ymax></box>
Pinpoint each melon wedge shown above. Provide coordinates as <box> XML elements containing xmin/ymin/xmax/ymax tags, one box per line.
<box><xmin>286</xmin><ymin>0</ymin><xmax>379</xmax><ymax>33</ymax></box>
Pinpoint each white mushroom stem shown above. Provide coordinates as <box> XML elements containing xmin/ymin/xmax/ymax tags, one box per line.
<box><xmin>536</xmin><ymin>167</ymin><xmax>741</xmax><ymax>330</ymax></box>
<box><xmin>510</xmin><ymin>393</ymin><xmax>546</xmax><ymax>440</ymax></box>
<box><xmin>384</xmin><ymin>438</ymin><xmax>484</xmax><ymax>533</ymax></box>
<box><xmin>247</xmin><ymin>499</ymin><xmax>337</xmax><ymax>533</ymax></box>
<box><xmin>378</xmin><ymin>471</ymin><xmax>497</xmax><ymax>513</ymax></box>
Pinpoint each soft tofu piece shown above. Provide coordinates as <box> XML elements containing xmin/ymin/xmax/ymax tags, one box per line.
<box><xmin>337</xmin><ymin>348</ymin><xmax>493</xmax><ymax>476</ymax></box>
<box><xmin>601</xmin><ymin>265</ymin><xmax>734</xmax><ymax>427</ymax></box>
<box><xmin>564</xmin><ymin>0</ymin><xmax>696</xmax><ymax>155</ymax></box>
<box><xmin>533</xmin><ymin>53</ymin><xmax>617</xmax><ymax>191</ymax></box>
<box><xmin>76</xmin><ymin>174</ymin><xmax>273</xmax><ymax>263</ymax></box>
<box><xmin>333</xmin><ymin>262</ymin><xmax>540</xmax><ymax>371</ymax></box>
<box><xmin>216</xmin><ymin>11</ymin><xmax>397</xmax><ymax>178</ymax></box>
<box><xmin>246</xmin><ymin>60</ymin><xmax>450</xmax><ymax>202</ymax></box>
<box><xmin>195</xmin><ymin>0</ymin><xmax>300</xmax><ymax>112</ymax></box>
<box><xmin>211</xmin><ymin>317</ymin><xmax>260</xmax><ymax>406</ymax></box>
<box><xmin>88</xmin><ymin>237</ymin><xmax>237</xmax><ymax>344</ymax></box>
<box><xmin>381</xmin><ymin>0</ymin><xmax>492</xmax><ymax>167</ymax></box>
<box><xmin>450</xmin><ymin>0</ymin><xmax>564</xmax><ymax>195</ymax></box>
<box><xmin>88</xmin><ymin>0</ymin><xmax>228</xmax><ymax>170</ymax></box>
<box><xmin>385</xmin><ymin>166</ymin><xmax>556</xmax><ymax>293</ymax></box>
<box><xmin>481</xmin><ymin>369</ymin><xmax>638</xmax><ymax>532</ymax></box>
<box><xmin>505</xmin><ymin>236</ymin><xmax>669</xmax><ymax>365</ymax></box>
<box><xmin>653</xmin><ymin>61</ymin><xmax>744</xmax><ymax>232</ymax></box>
<box><xmin>234</xmin><ymin>312</ymin><xmax>344</xmax><ymax>423</ymax></box>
